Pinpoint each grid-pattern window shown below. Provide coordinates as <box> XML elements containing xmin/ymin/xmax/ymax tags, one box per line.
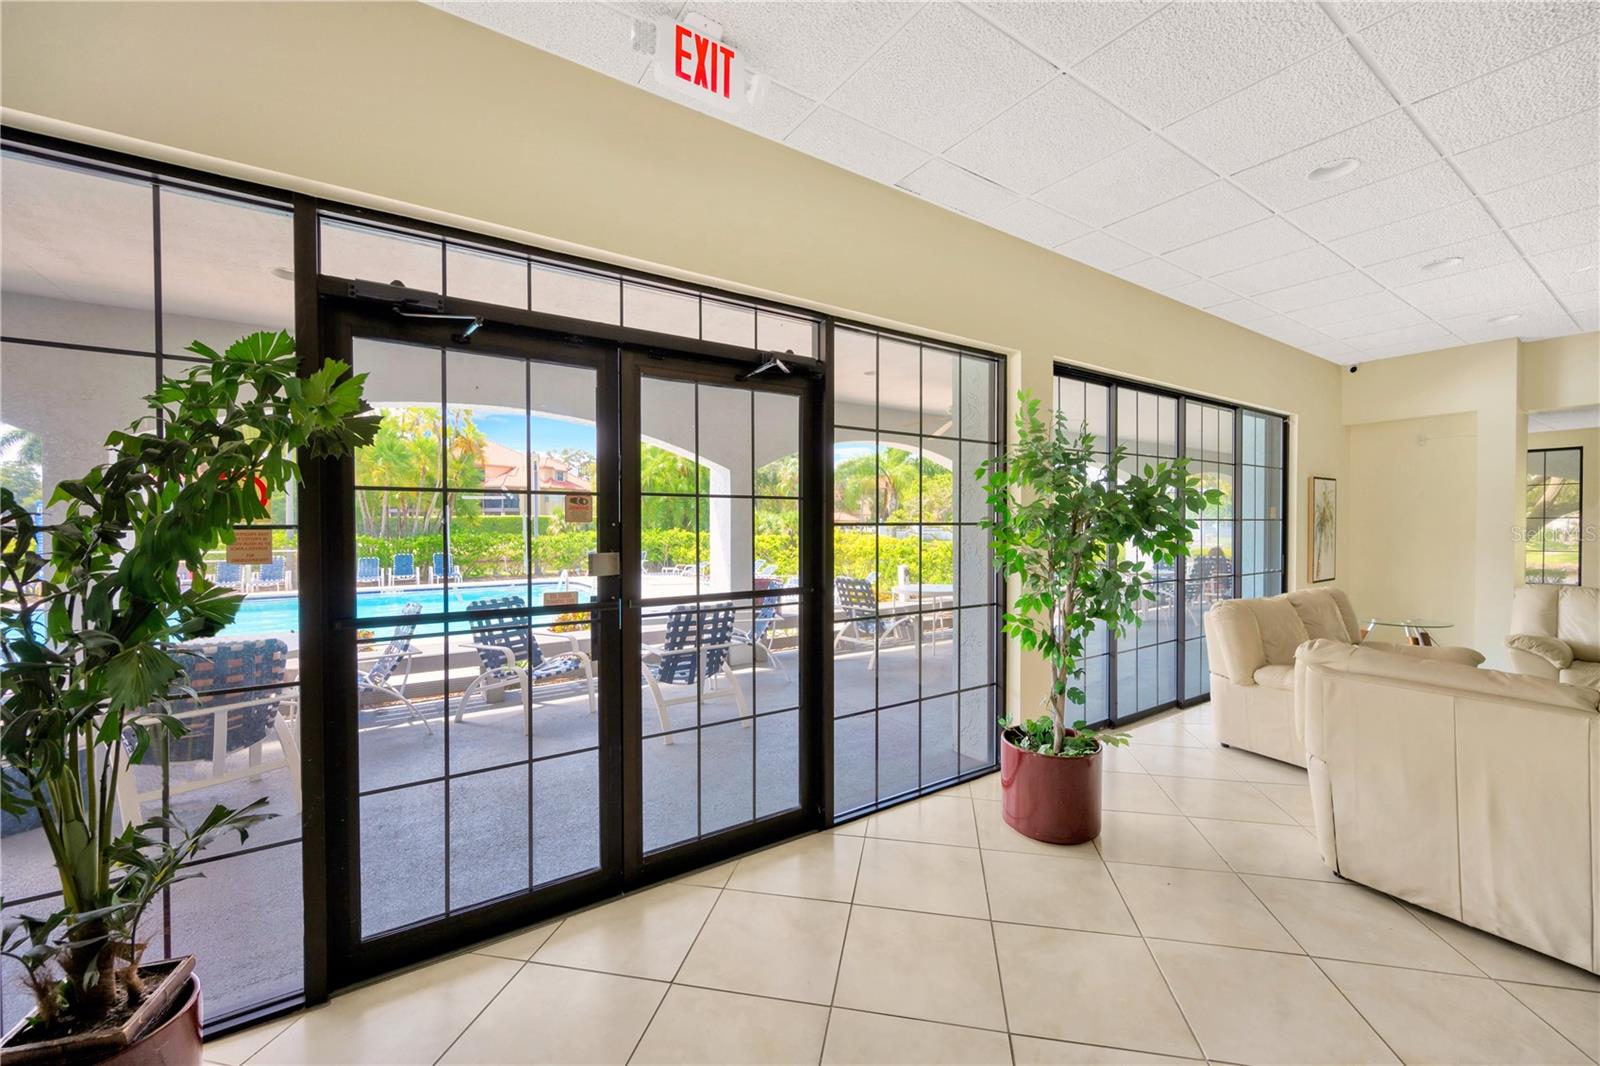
<box><xmin>1526</xmin><ymin>448</ymin><xmax>1583</xmax><ymax>585</ymax></box>
<box><xmin>0</xmin><ymin>146</ymin><xmax>301</xmax><ymax>1029</ymax></box>
<box><xmin>320</xmin><ymin>215</ymin><xmax>822</xmax><ymax>360</ymax></box>
<box><xmin>1239</xmin><ymin>411</ymin><xmax>1286</xmax><ymax>598</ymax></box>
<box><xmin>831</xmin><ymin>326</ymin><xmax>1002</xmax><ymax>818</ymax></box>
<box><xmin>1054</xmin><ymin>368</ymin><xmax>1288</xmax><ymax>719</ymax></box>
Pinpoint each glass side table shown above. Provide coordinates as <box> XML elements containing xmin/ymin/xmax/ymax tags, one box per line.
<box><xmin>1360</xmin><ymin>618</ymin><xmax>1453</xmax><ymax>646</ymax></box>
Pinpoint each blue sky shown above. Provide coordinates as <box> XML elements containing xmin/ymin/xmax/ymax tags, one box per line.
<box><xmin>476</xmin><ymin>412</ymin><xmax>595</xmax><ymax>454</ymax></box>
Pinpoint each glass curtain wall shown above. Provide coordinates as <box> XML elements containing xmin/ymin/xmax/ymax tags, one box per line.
<box><xmin>0</xmin><ymin>146</ymin><xmax>302</xmax><ymax>1028</ymax></box>
<box><xmin>1055</xmin><ymin>368</ymin><xmax>1287</xmax><ymax>721</ymax></box>
<box><xmin>830</xmin><ymin>326</ymin><xmax>1002</xmax><ymax>818</ymax></box>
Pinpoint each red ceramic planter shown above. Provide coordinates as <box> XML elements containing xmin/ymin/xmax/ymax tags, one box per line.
<box><xmin>1000</xmin><ymin>730</ymin><xmax>1102</xmax><ymax>844</ymax></box>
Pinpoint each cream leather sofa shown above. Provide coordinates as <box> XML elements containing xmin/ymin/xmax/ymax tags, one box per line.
<box><xmin>1297</xmin><ymin>639</ymin><xmax>1600</xmax><ymax>975</ymax></box>
<box><xmin>1203</xmin><ymin>588</ymin><xmax>1483</xmax><ymax>767</ymax></box>
<box><xmin>1505</xmin><ymin>584</ymin><xmax>1600</xmax><ymax>689</ymax></box>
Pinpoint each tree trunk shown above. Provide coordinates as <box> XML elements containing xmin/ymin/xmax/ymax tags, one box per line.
<box><xmin>63</xmin><ymin>919</ymin><xmax>121</xmax><ymax>1025</ymax></box>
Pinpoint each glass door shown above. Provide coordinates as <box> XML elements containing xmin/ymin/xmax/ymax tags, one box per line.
<box><xmin>319</xmin><ymin>306</ymin><xmax>622</xmax><ymax>989</ymax></box>
<box><xmin>621</xmin><ymin>352</ymin><xmax>818</xmax><ymax>877</ymax></box>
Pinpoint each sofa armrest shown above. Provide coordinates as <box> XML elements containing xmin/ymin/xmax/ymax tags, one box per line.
<box><xmin>1367</xmin><ymin>643</ymin><xmax>1486</xmax><ymax>667</ymax></box>
<box><xmin>1505</xmin><ymin>633</ymin><xmax>1574</xmax><ymax>670</ymax></box>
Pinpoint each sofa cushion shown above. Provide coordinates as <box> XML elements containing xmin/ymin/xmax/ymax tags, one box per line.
<box><xmin>1248</xmin><ymin>596</ymin><xmax>1310</xmax><ymax>665</ymax></box>
<box><xmin>1297</xmin><ymin>640</ymin><xmax>1600</xmax><ymax>714</ymax></box>
<box><xmin>1506</xmin><ymin>633</ymin><xmax>1575</xmax><ymax>669</ymax></box>
<box><xmin>1556</xmin><ymin>586</ymin><xmax>1600</xmax><ymax>662</ymax></box>
<box><xmin>1559</xmin><ymin>660</ymin><xmax>1600</xmax><ymax>689</ymax></box>
<box><xmin>1253</xmin><ymin>664</ymin><xmax>1295</xmax><ymax>691</ymax></box>
<box><xmin>1289</xmin><ymin>589</ymin><xmax>1354</xmax><ymax>642</ymax></box>
<box><xmin>1373</xmin><ymin>643</ymin><xmax>1487</xmax><ymax>668</ymax></box>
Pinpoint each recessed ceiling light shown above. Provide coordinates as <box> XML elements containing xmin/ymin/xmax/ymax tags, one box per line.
<box><xmin>1577</xmin><ymin>263</ymin><xmax>1597</xmax><ymax>274</ymax></box>
<box><xmin>1421</xmin><ymin>256</ymin><xmax>1464</xmax><ymax>272</ymax></box>
<box><xmin>1488</xmin><ymin>313</ymin><xmax>1521</xmax><ymax>325</ymax></box>
<box><xmin>270</xmin><ymin>267</ymin><xmax>295</xmax><ymax>281</ymax></box>
<box><xmin>1307</xmin><ymin>157</ymin><xmax>1361</xmax><ymax>182</ymax></box>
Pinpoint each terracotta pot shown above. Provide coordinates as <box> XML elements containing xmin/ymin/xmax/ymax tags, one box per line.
<box><xmin>999</xmin><ymin>729</ymin><xmax>1102</xmax><ymax>844</ymax></box>
<box><xmin>0</xmin><ymin>961</ymin><xmax>202</xmax><ymax>1066</ymax></box>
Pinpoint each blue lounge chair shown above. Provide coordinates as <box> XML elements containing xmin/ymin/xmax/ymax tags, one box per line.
<box><xmin>431</xmin><ymin>552</ymin><xmax>462</xmax><ymax>583</ymax></box>
<box><xmin>214</xmin><ymin>561</ymin><xmax>248</xmax><ymax>590</ymax></box>
<box><xmin>641</xmin><ymin>603</ymin><xmax>749</xmax><ymax>742</ymax></box>
<box><xmin>357</xmin><ymin>603</ymin><xmax>428</xmax><ymax>731</ymax></box>
<box><xmin>390</xmin><ymin>552</ymin><xmax>419</xmax><ymax>584</ymax></box>
<box><xmin>453</xmin><ymin>596</ymin><xmax>595</xmax><ymax>732</ymax></box>
<box><xmin>833</xmin><ymin>576</ymin><xmax>914</xmax><ymax>669</ymax></box>
<box><xmin>356</xmin><ymin>556</ymin><xmax>382</xmax><ymax>585</ymax></box>
<box><xmin>735</xmin><ymin>594</ymin><xmax>791</xmax><ymax>682</ymax></box>
<box><xmin>254</xmin><ymin>556</ymin><xmax>288</xmax><ymax>591</ymax></box>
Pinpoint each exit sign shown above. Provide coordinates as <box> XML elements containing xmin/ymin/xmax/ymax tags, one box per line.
<box><xmin>650</xmin><ymin>17</ymin><xmax>751</xmax><ymax>113</ymax></box>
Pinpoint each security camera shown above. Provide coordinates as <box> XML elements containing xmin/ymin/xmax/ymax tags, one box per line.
<box><xmin>1348</xmin><ymin>364</ymin><xmax>1359</xmax><ymax>373</ymax></box>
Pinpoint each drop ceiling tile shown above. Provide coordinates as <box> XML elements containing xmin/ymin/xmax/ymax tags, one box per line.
<box><xmin>1359</xmin><ymin>1</ymin><xmax>1600</xmax><ymax>103</ymax></box>
<box><xmin>1323</xmin><ymin>3</ymin><xmax>1414</xmax><ymax>32</ymax></box>
<box><xmin>1574</xmin><ymin>309</ymin><xmax>1600</xmax><ymax>331</ymax></box>
<box><xmin>1316</xmin><ymin>305</ymin><xmax>1432</xmax><ymax>339</ymax></box>
<box><xmin>827</xmin><ymin>2</ymin><xmax>1056</xmax><ymax>152</ymax></box>
<box><xmin>691</xmin><ymin>2</ymin><xmax>910</xmax><ymax>99</ymax></box>
<box><xmin>1346</xmin><ymin>321</ymin><xmax>1463</xmax><ymax>354</ymax></box>
<box><xmin>1414</xmin><ymin>280</ymin><xmax>1557</xmax><ymax>321</ymax></box>
<box><xmin>1530</xmin><ymin>243</ymin><xmax>1600</xmax><ymax>293</ymax></box>
<box><xmin>1213</xmin><ymin>245</ymin><xmax>1351</xmax><ymax>297</ymax></box>
<box><xmin>970</xmin><ymin>1</ymin><xmax>1163</xmax><ymax>67</ymax></box>
<box><xmin>1164</xmin><ymin>278</ymin><xmax>1238</xmax><ymax>309</ymax></box>
<box><xmin>1450</xmin><ymin>311</ymin><xmax>1584</xmax><ymax>344</ymax></box>
<box><xmin>646</xmin><ymin>76</ymin><xmax>815</xmax><ymax>139</ymax></box>
<box><xmin>1057</xmin><ymin>230</ymin><xmax>1149</xmax><ymax>271</ymax></box>
<box><xmin>1453</xmin><ymin>109</ymin><xmax>1600</xmax><ymax>193</ymax></box>
<box><xmin>896</xmin><ymin>159</ymin><xmax>1018</xmax><ymax>218</ymax></box>
<box><xmin>1507</xmin><ymin>206</ymin><xmax>1600</xmax><ymax>256</ymax></box>
<box><xmin>1288</xmin><ymin>160</ymin><xmax>1472</xmax><ymax>241</ymax></box>
<box><xmin>1292</xmin><ymin>290</ymin><xmax>1409</xmax><ymax>329</ymax></box>
<box><xmin>981</xmin><ymin>199</ymin><xmax>1091</xmax><ymax>248</ymax></box>
<box><xmin>945</xmin><ymin>76</ymin><xmax>1147</xmax><ymax>194</ymax></box>
<box><xmin>432</xmin><ymin>2</ymin><xmax>650</xmax><ymax>83</ymax></box>
<box><xmin>1035</xmin><ymin>136</ymin><xmax>1216</xmax><ymax>227</ymax></box>
<box><xmin>1441</xmin><ymin>294</ymin><xmax>1574</xmax><ymax>329</ymax></box>
<box><xmin>1484</xmin><ymin>163</ymin><xmax>1600</xmax><ymax>229</ymax></box>
<box><xmin>1208</xmin><ymin>298</ymin><xmax>1277</xmax><ymax>325</ymax></box>
<box><xmin>1165</xmin><ymin>216</ymin><xmax>1315</xmax><ymax>277</ymax></box>
<box><xmin>1249</xmin><ymin>314</ymin><xmax>1341</xmax><ymax>350</ymax></box>
<box><xmin>1328</xmin><ymin>199</ymin><xmax>1499</xmax><ymax>266</ymax></box>
<box><xmin>1363</xmin><ymin>231</ymin><xmax>1525</xmax><ymax>287</ymax></box>
<box><xmin>783</xmin><ymin>106</ymin><xmax>929</xmax><ymax>185</ymax></box>
<box><xmin>1560</xmin><ymin>289</ymin><xmax>1599</xmax><ymax>317</ymax></box>
<box><xmin>1232</xmin><ymin>110</ymin><xmax>1440</xmax><ymax>213</ymax></box>
<box><xmin>1164</xmin><ymin>42</ymin><xmax>1396</xmax><ymax>175</ymax></box>
<box><xmin>1392</xmin><ymin>258</ymin><xmax>1544</xmax><ymax>308</ymax></box>
<box><xmin>1106</xmin><ymin>182</ymin><xmax>1270</xmax><ymax>255</ymax></box>
<box><xmin>1073</xmin><ymin>2</ymin><xmax>1338</xmax><ymax>127</ymax></box>
<box><xmin>1255</xmin><ymin>270</ymin><xmax>1382</xmax><ymax>313</ymax></box>
<box><xmin>1113</xmin><ymin>258</ymin><xmax>1201</xmax><ymax>292</ymax></box>
<box><xmin>1301</xmin><ymin>337</ymin><xmax>1363</xmax><ymax>362</ymax></box>
<box><xmin>1412</xmin><ymin>32</ymin><xmax>1599</xmax><ymax>154</ymax></box>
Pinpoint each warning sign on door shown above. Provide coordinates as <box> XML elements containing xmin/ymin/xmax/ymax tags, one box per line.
<box><xmin>226</xmin><ymin>527</ymin><xmax>274</xmax><ymax>565</ymax></box>
<box><xmin>564</xmin><ymin>494</ymin><xmax>594</xmax><ymax>524</ymax></box>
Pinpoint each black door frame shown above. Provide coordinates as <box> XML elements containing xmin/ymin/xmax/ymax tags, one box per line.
<box><xmin>307</xmin><ymin>287</ymin><xmax>829</xmax><ymax>993</ymax></box>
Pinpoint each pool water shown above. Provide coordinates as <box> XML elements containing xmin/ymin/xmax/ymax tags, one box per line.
<box><xmin>225</xmin><ymin>580</ymin><xmax>591</xmax><ymax>638</ymax></box>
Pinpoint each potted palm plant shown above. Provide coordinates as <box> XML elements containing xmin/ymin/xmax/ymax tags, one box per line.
<box><xmin>978</xmin><ymin>391</ymin><xmax>1217</xmax><ymax>844</ymax></box>
<box><xmin>0</xmin><ymin>332</ymin><xmax>377</xmax><ymax>1063</ymax></box>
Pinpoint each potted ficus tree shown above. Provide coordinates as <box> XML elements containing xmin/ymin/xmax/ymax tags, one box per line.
<box><xmin>978</xmin><ymin>391</ymin><xmax>1218</xmax><ymax>844</ymax></box>
<box><xmin>0</xmin><ymin>332</ymin><xmax>378</xmax><ymax>1063</ymax></box>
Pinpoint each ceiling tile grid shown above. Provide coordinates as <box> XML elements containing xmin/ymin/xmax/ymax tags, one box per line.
<box><xmin>432</xmin><ymin>0</ymin><xmax>1599</xmax><ymax>362</ymax></box>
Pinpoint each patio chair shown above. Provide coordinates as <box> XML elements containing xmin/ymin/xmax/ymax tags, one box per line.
<box><xmin>357</xmin><ymin>555</ymin><xmax>383</xmax><ymax>585</ymax></box>
<box><xmin>453</xmin><ymin>595</ymin><xmax>595</xmax><ymax>732</ymax></box>
<box><xmin>390</xmin><ymin>552</ymin><xmax>419</xmax><ymax>584</ymax></box>
<box><xmin>431</xmin><ymin>552</ymin><xmax>462</xmax><ymax>583</ymax></box>
<box><xmin>214</xmin><ymin>560</ymin><xmax>248</xmax><ymax>591</ymax></box>
<box><xmin>641</xmin><ymin>603</ymin><xmax>750</xmax><ymax>743</ymax></box>
<box><xmin>115</xmin><ymin>638</ymin><xmax>298</xmax><ymax>826</ymax></box>
<box><xmin>357</xmin><ymin>602</ymin><xmax>429</xmax><ymax>732</ymax></box>
<box><xmin>733</xmin><ymin>584</ymin><xmax>793</xmax><ymax>682</ymax></box>
<box><xmin>834</xmin><ymin>576</ymin><xmax>913</xmax><ymax>670</ymax></box>
<box><xmin>254</xmin><ymin>556</ymin><xmax>289</xmax><ymax>591</ymax></box>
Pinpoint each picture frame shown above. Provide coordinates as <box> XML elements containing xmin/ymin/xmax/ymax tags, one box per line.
<box><xmin>1310</xmin><ymin>476</ymin><xmax>1337</xmax><ymax>583</ymax></box>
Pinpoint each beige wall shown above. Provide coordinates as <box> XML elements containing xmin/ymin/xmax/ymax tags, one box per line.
<box><xmin>0</xmin><ymin>0</ymin><xmax>1350</xmax><ymax>716</ymax></box>
<box><xmin>1528</xmin><ymin>427</ymin><xmax>1600</xmax><ymax>589</ymax></box>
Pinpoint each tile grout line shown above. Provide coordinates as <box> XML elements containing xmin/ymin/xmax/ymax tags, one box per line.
<box><xmin>968</xmin><ymin>793</ymin><xmax>1017</xmax><ymax>1057</ymax></box>
<box><xmin>428</xmin><ymin>955</ymin><xmax>533</xmax><ymax>1066</ymax></box>
<box><xmin>1494</xmin><ymin>978</ymin><xmax>1600</xmax><ymax>1064</ymax></box>
<box><xmin>622</xmin><ymin>882</ymin><xmax>726</xmax><ymax>1066</ymax></box>
<box><xmin>817</xmin><ymin>814</ymin><xmax>871</xmax><ymax>1065</ymax></box>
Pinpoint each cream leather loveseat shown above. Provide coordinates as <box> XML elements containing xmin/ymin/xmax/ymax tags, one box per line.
<box><xmin>1203</xmin><ymin>588</ymin><xmax>1482</xmax><ymax>766</ymax></box>
<box><xmin>1298</xmin><ymin>639</ymin><xmax>1600</xmax><ymax>975</ymax></box>
<box><xmin>1505</xmin><ymin>584</ymin><xmax>1600</xmax><ymax>689</ymax></box>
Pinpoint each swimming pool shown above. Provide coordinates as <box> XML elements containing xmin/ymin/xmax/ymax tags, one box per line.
<box><xmin>223</xmin><ymin>580</ymin><xmax>591</xmax><ymax>638</ymax></box>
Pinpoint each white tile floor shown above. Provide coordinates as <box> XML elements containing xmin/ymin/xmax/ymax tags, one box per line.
<box><xmin>204</xmin><ymin>704</ymin><xmax>1600</xmax><ymax>1066</ymax></box>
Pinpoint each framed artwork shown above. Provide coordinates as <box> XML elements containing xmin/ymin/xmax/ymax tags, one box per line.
<box><xmin>1310</xmin><ymin>476</ymin><xmax>1337</xmax><ymax>583</ymax></box>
